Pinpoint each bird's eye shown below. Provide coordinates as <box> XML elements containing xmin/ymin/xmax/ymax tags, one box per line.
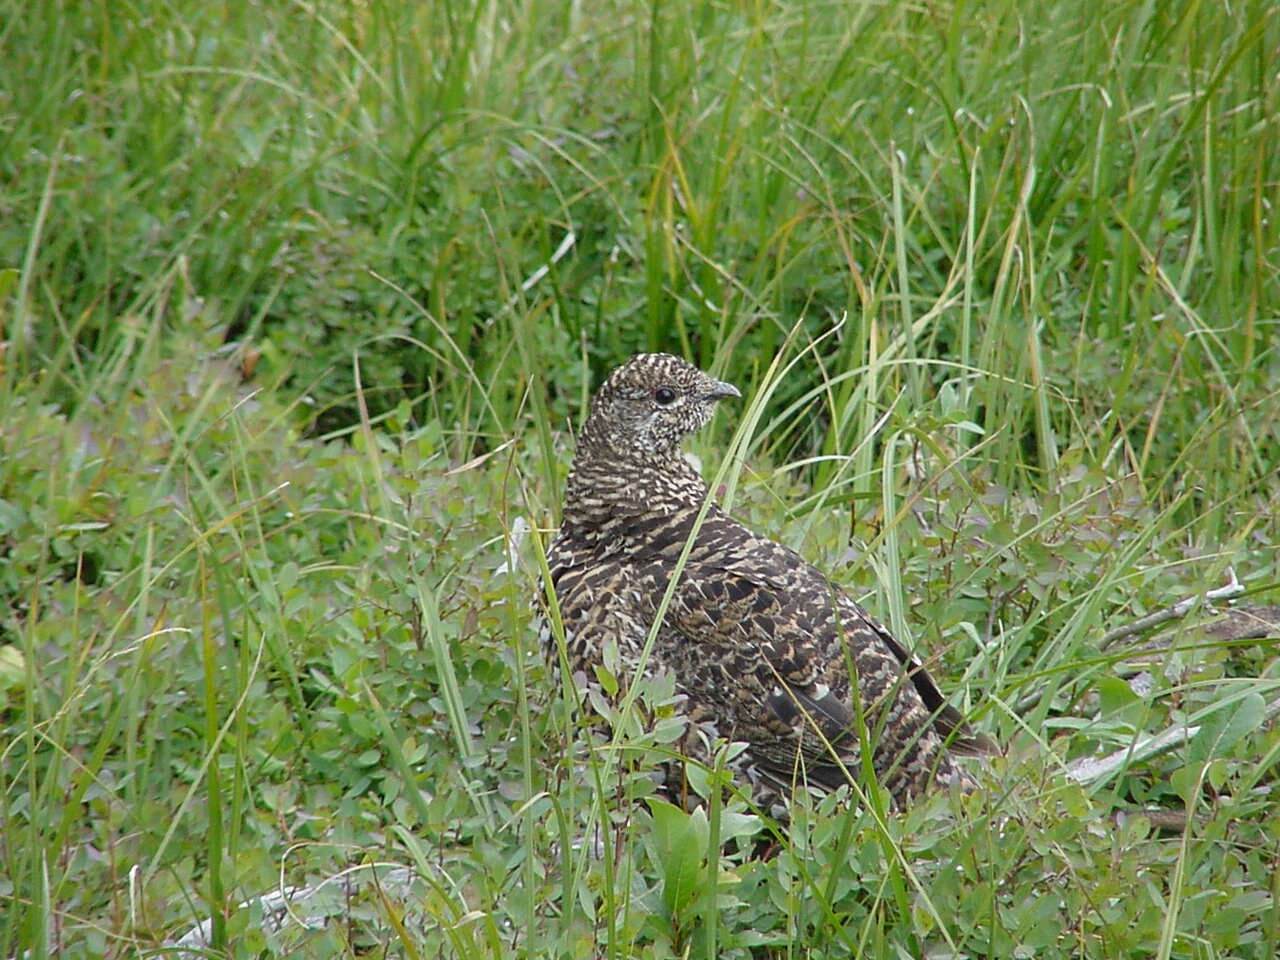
<box><xmin>654</xmin><ymin>386</ymin><xmax>678</xmax><ymax>406</ymax></box>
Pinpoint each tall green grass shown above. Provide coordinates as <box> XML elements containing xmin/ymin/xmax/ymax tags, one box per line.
<box><xmin>2</xmin><ymin>0</ymin><xmax>1278</xmax><ymax>956</ymax></box>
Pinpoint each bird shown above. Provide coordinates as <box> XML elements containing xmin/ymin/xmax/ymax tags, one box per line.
<box><xmin>543</xmin><ymin>352</ymin><xmax>992</xmax><ymax>807</ymax></box>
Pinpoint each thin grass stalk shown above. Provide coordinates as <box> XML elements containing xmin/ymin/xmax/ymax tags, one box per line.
<box><xmin>365</xmin><ymin>684</ymin><xmax>435</xmax><ymax>827</ymax></box>
<box><xmin>198</xmin><ymin>553</ymin><xmax>227</xmax><ymax>950</ymax></box>
<box><xmin>890</xmin><ymin>146</ymin><xmax>920</xmax><ymax>408</ymax></box>
<box><xmin>416</xmin><ymin>578</ymin><xmax>495</xmax><ymax>828</ymax></box>
<box><xmin>854</xmin><ymin>311</ymin><xmax>881</xmax><ymax>506</ymax></box>
<box><xmin>498</xmin><ymin>490</ymin><xmax>538</xmax><ymax>950</ymax></box>
<box><xmin>124</xmin><ymin>525</ymin><xmax>155</xmax><ymax>814</ymax></box>
<box><xmin>878</xmin><ymin>432</ymin><xmax>908</xmax><ymax>645</ymax></box>
<box><xmin>526</xmin><ymin>521</ymin><xmax>608</xmax><ymax>950</ymax></box>
<box><xmin>16</xmin><ymin>574</ymin><xmax>45</xmax><ymax>957</ymax></box>
<box><xmin>961</xmin><ymin>150</ymin><xmax>978</xmax><ymax>415</ymax></box>
<box><xmin>701</xmin><ymin>748</ymin><xmax>723</xmax><ymax>960</ymax></box>
<box><xmin>1027</xmin><ymin>318</ymin><xmax>1059</xmax><ymax>485</ymax></box>
<box><xmin>7</xmin><ymin>137</ymin><xmax>61</xmax><ymax>401</ymax></box>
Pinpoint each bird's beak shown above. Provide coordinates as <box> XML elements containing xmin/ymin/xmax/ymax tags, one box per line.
<box><xmin>707</xmin><ymin>379</ymin><xmax>741</xmax><ymax>401</ymax></box>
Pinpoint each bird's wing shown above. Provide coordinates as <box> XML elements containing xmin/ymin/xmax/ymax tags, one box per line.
<box><xmin>835</xmin><ymin>591</ymin><xmax>996</xmax><ymax>756</ymax></box>
<box><xmin>644</xmin><ymin>511</ymin><xmax>989</xmax><ymax>790</ymax></box>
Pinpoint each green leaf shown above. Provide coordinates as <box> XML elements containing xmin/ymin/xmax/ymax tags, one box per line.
<box><xmin>0</xmin><ymin>645</ymin><xmax>25</xmax><ymax>690</ymax></box>
<box><xmin>0</xmin><ymin>267</ymin><xmax>19</xmax><ymax>302</ymax></box>
<box><xmin>1096</xmin><ymin>675</ymin><xmax>1144</xmax><ymax>725</ymax></box>
<box><xmin>593</xmin><ymin>662</ymin><xmax>619</xmax><ymax>697</ymax></box>
<box><xmin>649</xmin><ymin>798</ymin><xmax>706</xmax><ymax>920</ymax></box>
<box><xmin>1189</xmin><ymin>693</ymin><xmax>1266</xmax><ymax>766</ymax></box>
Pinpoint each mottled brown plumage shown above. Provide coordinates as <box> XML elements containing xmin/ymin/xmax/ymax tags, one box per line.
<box><xmin>545</xmin><ymin>353</ymin><xmax>991</xmax><ymax>806</ymax></box>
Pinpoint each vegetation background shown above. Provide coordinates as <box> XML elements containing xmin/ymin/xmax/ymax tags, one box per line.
<box><xmin>2</xmin><ymin>0</ymin><xmax>1278</xmax><ymax>956</ymax></box>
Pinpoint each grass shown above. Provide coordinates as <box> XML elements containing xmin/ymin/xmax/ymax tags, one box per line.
<box><xmin>2</xmin><ymin>0</ymin><xmax>1279</xmax><ymax>955</ymax></box>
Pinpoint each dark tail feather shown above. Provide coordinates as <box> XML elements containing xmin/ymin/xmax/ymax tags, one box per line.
<box><xmin>931</xmin><ymin>701</ymin><xmax>1000</xmax><ymax>757</ymax></box>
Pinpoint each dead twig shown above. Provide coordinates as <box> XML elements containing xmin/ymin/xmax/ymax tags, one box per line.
<box><xmin>1100</xmin><ymin>567</ymin><xmax>1243</xmax><ymax>650</ymax></box>
<box><xmin>1015</xmin><ymin>568</ymin><xmax>1247</xmax><ymax>715</ymax></box>
<box><xmin>168</xmin><ymin>863</ymin><xmax>418</xmax><ymax>955</ymax></box>
<box><xmin>1066</xmin><ymin>693</ymin><xmax>1280</xmax><ymax>786</ymax></box>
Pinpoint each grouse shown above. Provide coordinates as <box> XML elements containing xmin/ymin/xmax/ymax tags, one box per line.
<box><xmin>544</xmin><ymin>353</ymin><xmax>991</xmax><ymax>806</ymax></box>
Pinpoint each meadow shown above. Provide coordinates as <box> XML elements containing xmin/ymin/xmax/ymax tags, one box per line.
<box><xmin>2</xmin><ymin>0</ymin><xmax>1278</xmax><ymax>956</ymax></box>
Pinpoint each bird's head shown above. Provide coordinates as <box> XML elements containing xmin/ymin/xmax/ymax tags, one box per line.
<box><xmin>581</xmin><ymin>353</ymin><xmax>740</xmax><ymax>459</ymax></box>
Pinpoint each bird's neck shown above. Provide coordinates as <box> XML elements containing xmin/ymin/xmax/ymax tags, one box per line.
<box><xmin>560</xmin><ymin>442</ymin><xmax>707</xmax><ymax>543</ymax></box>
